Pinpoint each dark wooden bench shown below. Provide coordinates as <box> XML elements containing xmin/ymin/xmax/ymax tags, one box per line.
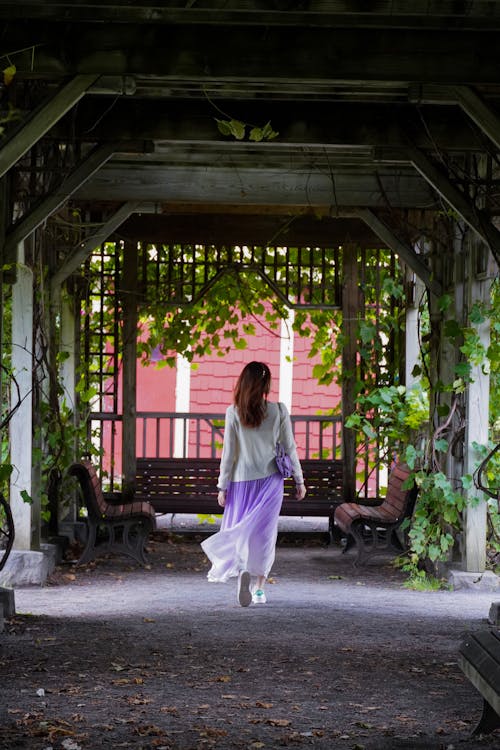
<box><xmin>69</xmin><ymin>460</ymin><xmax>156</xmax><ymax>566</ymax></box>
<box><xmin>333</xmin><ymin>462</ymin><xmax>418</xmax><ymax>565</ymax></box>
<box><xmin>458</xmin><ymin>629</ymin><xmax>500</xmax><ymax>735</ymax></box>
<box><xmin>135</xmin><ymin>457</ymin><xmax>343</xmax><ymax>526</ymax></box>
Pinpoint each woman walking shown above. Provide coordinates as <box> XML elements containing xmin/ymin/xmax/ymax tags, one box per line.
<box><xmin>201</xmin><ymin>361</ymin><xmax>306</xmax><ymax>606</ymax></box>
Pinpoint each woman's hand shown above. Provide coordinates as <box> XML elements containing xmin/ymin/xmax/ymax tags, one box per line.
<box><xmin>217</xmin><ymin>490</ymin><xmax>227</xmax><ymax>508</ymax></box>
<box><xmin>295</xmin><ymin>483</ymin><xmax>307</xmax><ymax>501</ymax></box>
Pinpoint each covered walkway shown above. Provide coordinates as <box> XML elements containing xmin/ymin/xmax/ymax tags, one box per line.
<box><xmin>2</xmin><ymin>534</ymin><xmax>500</xmax><ymax>749</ymax></box>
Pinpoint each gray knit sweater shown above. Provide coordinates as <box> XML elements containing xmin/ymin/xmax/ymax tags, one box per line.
<box><xmin>217</xmin><ymin>401</ymin><xmax>304</xmax><ymax>490</ymax></box>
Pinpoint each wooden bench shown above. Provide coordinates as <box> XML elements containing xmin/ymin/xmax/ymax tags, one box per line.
<box><xmin>333</xmin><ymin>462</ymin><xmax>418</xmax><ymax>565</ymax></box>
<box><xmin>135</xmin><ymin>457</ymin><xmax>343</xmax><ymax>527</ymax></box>
<box><xmin>69</xmin><ymin>460</ymin><xmax>156</xmax><ymax>566</ymax></box>
<box><xmin>458</xmin><ymin>629</ymin><xmax>500</xmax><ymax>735</ymax></box>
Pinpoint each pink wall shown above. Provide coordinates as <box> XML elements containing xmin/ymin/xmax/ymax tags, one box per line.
<box><xmin>102</xmin><ymin>315</ymin><xmax>342</xmax><ymax>465</ymax></box>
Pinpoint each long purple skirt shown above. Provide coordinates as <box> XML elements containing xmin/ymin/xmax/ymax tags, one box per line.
<box><xmin>201</xmin><ymin>473</ymin><xmax>284</xmax><ymax>583</ymax></box>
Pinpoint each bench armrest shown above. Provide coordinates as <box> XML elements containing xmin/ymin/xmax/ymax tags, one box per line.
<box><xmin>103</xmin><ymin>491</ymin><xmax>123</xmax><ymax>505</ymax></box>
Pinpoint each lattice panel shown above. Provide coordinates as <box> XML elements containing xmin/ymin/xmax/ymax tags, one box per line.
<box><xmin>138</xmin><ymin>244</ymin><xmax>341</xmax><ymax>309</ymax></box>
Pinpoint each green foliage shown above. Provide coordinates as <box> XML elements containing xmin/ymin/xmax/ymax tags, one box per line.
<box><xmin>402</xmin><ymin>572</ymin><xmax>449</xmax><ymax>591</ymax></box>
<box><xmin>216</xmin><ymin>118</ymin><xmax>279</xmax><ymax>142</ymax></box>
<box><xmin>346</xmin><ymin>267</ymin><xmax>499</xmax><ymax>579</ymax></box>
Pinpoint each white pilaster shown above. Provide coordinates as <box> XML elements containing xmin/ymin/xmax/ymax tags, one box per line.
<box><xmin>60</xmin><ymin>295</ymin><xmax>76</xmax><ymax>411</ymax></box>
<box><xmin>174</xmin><ymin>354</ymin><xmax>191</xmax><ymax>457</ymax></box>
<box><xmin>279</xmin><ymin>307</ymin><xmax>294</xmax><ymax>411</ymax></box>
<box><xmin>405</xmin><ymin>273</ymin><xmax>425</xmax><ymax>389</ymax></box>
<box><xmin>10</xmin><ymin>257</ymin><xmax>33</xmax><ymax>551</ymax></box>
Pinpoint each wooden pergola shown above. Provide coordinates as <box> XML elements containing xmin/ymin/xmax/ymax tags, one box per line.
<box><xmin>0</xmin><ymin>2</ymin><xmax>498</xmax><ymax>582</ymax></box>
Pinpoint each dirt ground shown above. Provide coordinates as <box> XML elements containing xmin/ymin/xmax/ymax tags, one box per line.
<box><xmin>1</xmin><ymin>530</ymin><xmax>500</xmax><ymax>750</ymax></box>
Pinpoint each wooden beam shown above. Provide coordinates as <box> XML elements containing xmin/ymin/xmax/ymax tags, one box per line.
<box><xmin>454</xmin><ymin>86</ymin><xmax>500</xmax><ymax>152</ymax></box>
<box><xmin>120</xmin><ymin>241</ymin><xmax>138</xmax><ymax>501</ymax></box>
<box><xmin>0</xmin><ymin>75</ymin><xmax>99</xmax><ymax>179</ymax></box>
<box><xmin>342</xmin><ymin>245</ymin><xmax>359</xmax><ymax>502</ymax></box>
<box><xmin>50</xmin><ymin>201</ymin><xmax>140</xmax><ymax>292</ymax></box>
<box><xmin>376</xmin><ymin>146</ymin><xmax>500</xmax><ymax>268</ymax></box>
<box><xmin>118</xmin><ymin>212</ymin><xmax>384</xmax><ymax>248</ymax></box>
<box><xmin>409</xmin><ymin>83</ymin><xmax>500</xmax><ymax>151</ymax></box>
<box><xmin>355</xmin><ymin>208</ymin><xmax>442</xmax><ymax>297</ymax></box>
<box><xmin>4</xmin><ymin>3</ymin><xmax>500</xmax><ymax>29</ymax></box>
<box><xmin>407</xmin><ymin>147</ymin><xmax>500</xmax><ymax>268</ymax></box>
<box><xmin>6</xmin><ymin>25</ymin><xmax>500</xmax><ymax>84</ymax></box>
<box><xmin>4</xmin><ymin>143</ymin><xmax>116</xmax><ymax>262</ymax></box>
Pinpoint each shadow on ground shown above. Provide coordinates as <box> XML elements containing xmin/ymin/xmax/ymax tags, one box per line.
<box><xmin>1</xmin><ymin>531</ymin><xmax>499</xmax><ymax>749</ymax></box>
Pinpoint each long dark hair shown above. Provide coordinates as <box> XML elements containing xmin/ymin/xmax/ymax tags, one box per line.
<box><xmin>234</xmin><ymin>361</ymin><xmax>271</xmax><ymax>427</ymax></box>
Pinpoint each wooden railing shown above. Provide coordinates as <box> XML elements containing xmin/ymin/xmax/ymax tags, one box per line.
<box><xmin>89</xmin><ymin>410</ymin><xmax>342</xmax><ymax>489</ymax></box>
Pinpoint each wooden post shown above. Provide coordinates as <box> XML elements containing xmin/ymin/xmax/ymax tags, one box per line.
<box><xmin>342</xmin><ymin>245</ymin><xmax>359</xmax><ymax>502</ymax></box>
<box><xmin>121</xmin><ymin>241</ymin><xmax>138</xmax><ymax>500</ymax></box>
<box><xmin>463</xmin><ymin>242</ymin><xmax>494</xmax><ymax>572</ymax></box>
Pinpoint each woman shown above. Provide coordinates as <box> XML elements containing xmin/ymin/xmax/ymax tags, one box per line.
<box><xmin>201</xmin><ymin>361</ymin><xmax>306</xmax><ymax>606</ymax></box>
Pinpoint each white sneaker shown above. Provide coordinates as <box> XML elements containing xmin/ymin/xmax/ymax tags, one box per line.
<box><xmin>238</xmin><ymin>571</ymin><xmax>252</xmax><ymax>607</ymax></box>
<box><xmin>252</xmin><ymin>588</ymin><xmax>267</xmax><ymax>604</ymax></box>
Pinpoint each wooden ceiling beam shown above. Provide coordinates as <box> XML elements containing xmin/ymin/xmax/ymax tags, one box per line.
<box><xmin>409</xmin><ymin>84</ymin><xmax>500</xmax><ymax>151</ymax></box>
<box><xmin>4</xmin><ymin>3</ymin><xmax>500</xmax><ymax>29</ymax></box>
<box><xmin>0</xmin><ymin>75</ymin><xmax>99</xmax><ymax>179</ymax></box>
<box><xmin>116</xmin><ymin>212</ymin><xmax>383</xmax><ymax>248</ymax></box>
<box><xmin>6</xmin><ymin>25</ymin><xmax>500</xmax><ymax>85</ymax></box>
<box><xmin>51</xmin><ymin>201</ymin><xmax>141</xmax><ymax>291</ymax></box>
<box><xmin>4</xmin><ymin>143</ymin><xmax>116</xmax><ymax>262</ymax></box>
<box><xmin>356</xmin><ymin>208</ymin><xmax>441</xmax><ymax>297</ymax></box>
<box><xmin>376</xmin><ymin>146</ymin><xmax>500</xmax><ymax>267</ymax></box>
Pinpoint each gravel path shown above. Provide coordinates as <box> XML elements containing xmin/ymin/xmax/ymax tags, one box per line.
<box><xmin>1</xmin><ymin>531</ymin><xmax>499</xmax><ymax>749</ymax></box>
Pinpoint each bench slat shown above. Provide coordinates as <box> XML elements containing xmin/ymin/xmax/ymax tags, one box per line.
<box><xmin>459</xmin><ymin>630</ymin><xmax>500</xmax><ymax>723</ymax></box>
<box><xmin>333</xmin><ymin>462</ymin><xmax>417</xmax><ymax>564</ymax></box>
<box><xmin>136</xmin><ymin>457</ymin><xmax>343</xmax><ymax>521</ymax></box>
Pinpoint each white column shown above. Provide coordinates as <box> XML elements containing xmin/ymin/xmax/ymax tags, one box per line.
<box><xmin>279</xmin><ymin>307</ymin><xmax>294</xmax><ymax>411</ymax></box>
<box><xmin>60</xmin><ymin>296</ymin><xmax>76</xmax><ymax>411</ymax></box>
<box><xmin>405</xmin><ymin>273</ymin><xmax>425</xmax><ymax>389</ymax></box>
<box><xmin>10</xmin><ymin>255</ymin><xmax>33</xmax><ymax>550</ymax></box>
<box><xmin>464</xmin><ymin>278</ymin><xmax>492</xmax><ymax>573</ymax></box>
<box><xmin>174</xmin><ymin>354</ymin><xmax>191</xmax><ymax>457</ymax></box>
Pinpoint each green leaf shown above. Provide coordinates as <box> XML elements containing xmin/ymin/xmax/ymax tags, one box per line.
<box><xmin>444</xmin><ymin>319</ymin><xmax>461</xmax><ymax>339</ymax></box>
<box><xmin>461</xmin><ymin>474</ymin><xmax>474</xmax><ymax>490</ymax></box>
<box><xmin>470</xmin><ymin>303</ymin><xmax>486</xmax><ymax>325</ymax></box>
<box><xmin>215</xmin><ymin>118</ymin><xmax>232</xmax><ymax>136</ymax></box>
<box><xmin>233</xmin><ymin>338</ymin><xmax>248</xmax><ymax>350</ymax></box>
<box><xmin>454</xmin><ymin>362</ymin><xmax>472</xmax><ymax>379</ymax></box>
<box><xmin>228</xmin><ymin>119</ymin><xmax>246</xmax><ymax>140</ymax></box>
<box><xmin>434</xmin><ymin>438</ymin><xmax>449</xmax><ymax>453</ymax></box>
<box><xmin>438</xmin><ymin>294</ymin><xmax>453</xmax><ymax>312</ymax></box>
<box><xmin>249</xmin><ymin>126</ymin><xmax>264</xmax><ymax>142</ymax></box>
<box><xmin>20</xmin><ymin>489</ymin><xmax>33</xmax><ymax>505</ymax></box>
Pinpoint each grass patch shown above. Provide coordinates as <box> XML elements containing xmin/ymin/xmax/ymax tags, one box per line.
<box><xmin>403</xmin><ymin>574</ymin><xmax>449</xmax><ymax>591</ymax></box>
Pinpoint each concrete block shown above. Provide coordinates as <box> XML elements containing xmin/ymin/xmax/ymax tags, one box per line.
<box><xmin>40</xmin><ymin>543</ymin><xmax>58</xmax><ymax>574</ymax></box>
<box><xmin>0</xmin><ymin>550</ymin><xmax>50</xmax><ymax>587</ymax></box>
<box><xmin>0</xmin><ymin>587</ymin><xmax>16</xmax><ymax>618</ymax></box>
<box><xmin>447</xmin><ymin>568</ymin><xmax>500</xmax><ymax>591</ymax></box>
<box><xmin>488</xmin><ymin>601</ymin><xmax>500</xmax><ymax>625</ymax></box>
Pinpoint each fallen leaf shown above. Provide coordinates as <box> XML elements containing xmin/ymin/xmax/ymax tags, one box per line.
<box><xmin>266</xmin><ymin>718</ymin><xmax>291</xmax><ymax>727</ymax></box>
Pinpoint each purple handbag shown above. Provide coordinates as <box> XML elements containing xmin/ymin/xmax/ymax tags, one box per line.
<box><xmin>275</xmin><ymin>402</ymin><xmax>293</xmax><ymax>478</ymax></box>
<box><xmin>276</xmin><ymin>441</ymin><xmax>293</xmax><ymax>479</ymax></box>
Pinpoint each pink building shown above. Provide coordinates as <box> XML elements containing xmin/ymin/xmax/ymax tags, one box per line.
<box><xmin>102</xmin><ymin>312</ymin><xmax>341</xmax><ymax>472</ymax></box>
